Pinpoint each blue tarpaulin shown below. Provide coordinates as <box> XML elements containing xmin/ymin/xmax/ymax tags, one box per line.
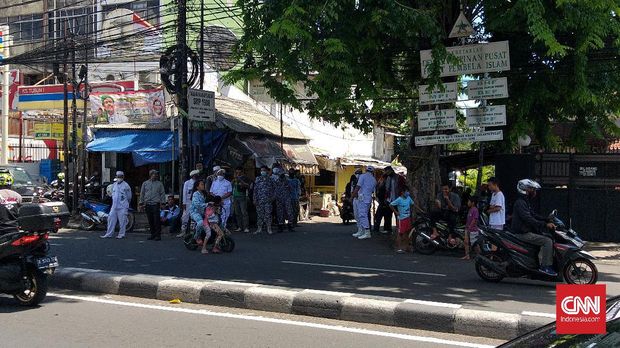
<box><xmin>189</xmin><ymin>129</ymin><xmax>228</xmax><ymax>166</ymax></box>
<box><xmin>86</xmin><ymin>129</ymin><xmax>178</xmax><ymax>166</ymax></box>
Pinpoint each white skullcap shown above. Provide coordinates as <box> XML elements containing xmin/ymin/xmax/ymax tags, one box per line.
<box><xmin>190</xmin><ymin>169</ymin><xmax>200</xmax><ymax>177</ymax></box>
<box><xmin>116</xmin><ymin>171</ymin><xmax>124</xmax><ymax>176</ymax></box>
<box><xmin>213</xmin><ymin>166</ymin><xmax>221</xmax><ymax>172</ymax></box>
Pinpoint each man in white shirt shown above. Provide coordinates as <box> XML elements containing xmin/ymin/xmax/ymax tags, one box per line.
<box><xmin>178</xmin><ymin>170</ymin><xmax>200</xmax><ymax>237</ymax></box>
<box><xmin>101</xmin><ymin>171</ymin><xmax>132</xmax><ymax>239</ymax></box>
<box><xmin>352</xmin><ymin>166</ymin><xmax>377</xmax><ymax>240</ymax></box>
<box><xmin>487</xmin><ymin>177</ymin><xmax>505</xmax><ymax>230</ymax></box>
<box><xmin>210</xmin><ymin>169</ymin><xmax>233</xmax><ymax>229</ymax></box>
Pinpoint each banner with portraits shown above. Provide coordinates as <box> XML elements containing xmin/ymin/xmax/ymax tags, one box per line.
<box><xmin>89</xmin><ymin>89</ymin><xmax>166</xmax><ymax>124</ymax></box>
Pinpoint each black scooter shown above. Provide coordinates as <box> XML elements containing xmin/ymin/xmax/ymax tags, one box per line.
<box><xmin>0</xmin><ymin>201</ymin><xmax>67</xmax><ymax>306</ymax></box>
<box><xmin>474</xmin><ymin>210</ymin><xmax>597</xmax><ymax>284</ymax></box>
<box><xmin>413</xmin><ymin>213</ymin><xmax>467</xmax><ymax>255</ymax></box>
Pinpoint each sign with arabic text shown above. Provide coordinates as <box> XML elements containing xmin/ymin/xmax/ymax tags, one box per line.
<box><xmin>419</xmin><ymin>82</ymin><xmax>458</xmax><ymax>105</ymax></box>
<box><xmin>466</xmin><ymin>105</ymin><xmax>507</xmax><ymax>127</ymax></box>
<box><xmin>417</xmin><ymin>109</ymin><xmax>457</xmax><ymax>132</ymax></box>
<box><xmin>467</xmin><ymin>77</ymin><xmax>508</xmax><ymax>100</ymax></box>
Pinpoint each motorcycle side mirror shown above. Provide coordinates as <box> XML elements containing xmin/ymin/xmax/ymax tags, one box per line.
<box><xmin>548</xmin><ymin>209</ymin><xmax>557</xmax><ymax>218</ymax></box>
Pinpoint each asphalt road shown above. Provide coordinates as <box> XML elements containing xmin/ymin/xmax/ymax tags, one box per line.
<box><xmin>48</xmin><ymin>217</ymin><xmax>620</xmax><ymax>316</ymax></box>
<box><xmin>0</xmin><ymin>290</ymin><xmax>503</xmax><ymax>348</ymax></box>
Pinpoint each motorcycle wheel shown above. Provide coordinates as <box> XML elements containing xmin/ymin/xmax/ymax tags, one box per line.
<box><xmin>125</xmin><ymin>213</ymin><xmax>135</xmax><ymax>232</ymax></box>
<box><xmin>414</xmin><ymin>232</ymin><xmax>436</xmax><ymax>255</ymax></box>
<box><xmin>563</xmin><ymin>258</ymin><xmax>598</xmax><ymax>284</ymax></box>
<box><xmin>220</xmin><ymin>236</ymin><xmax>235</xmax><ymax>253</ymax></box>
<box><xmin>183</xmin><ymin>233</ymin><xmax>199</xmax><ymax>251</ymax></box>
<box><xmin>80</xmin><ymin>215</ymin><xmax>97</xmax><ymax>231</ymax></box>
<box><xmin>475</xmin><ymin>253</ymin><xmax>505</xmax><ymax>283</ymax></box>
<box><xmin>13</xmin><ymin>268</ymin><xmax>48</xmax><ymax>306</ymax></box>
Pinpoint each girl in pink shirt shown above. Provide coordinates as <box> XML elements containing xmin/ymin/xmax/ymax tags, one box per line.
<box><xmin>463</xmin><ymin>196</ymin><xmax>480</xmax><ymax>260</ymax></box>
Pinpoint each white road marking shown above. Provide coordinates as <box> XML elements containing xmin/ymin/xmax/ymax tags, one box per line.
<box><xmin>48</xmin><ymin>292</ymin><xmax>493</xmax><ymax>348</ymax></box>
<box><xmin>404</xmin><ymin>299</ymin><xmax>462</xmax><ymax>309</ymax></box>
<box><xmin>521</xmin><ymin>311</ymin><xmax>556</xmax><ymax>319</ymax></box>
<box><xmin>281</xmin><ymin>261</ymin><xmax>447</xmax><ymax>277</ymax></box>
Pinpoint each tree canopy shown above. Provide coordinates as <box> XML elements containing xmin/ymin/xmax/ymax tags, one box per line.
<box><xmin>226</xmin><ymin>0</ymin><xmax>620</xmax><ymax>207</ymax></box>
<box><xmin>227</xmin><ymin>0</ymin><xmax>619</xmax><ymax>146</ymax></box>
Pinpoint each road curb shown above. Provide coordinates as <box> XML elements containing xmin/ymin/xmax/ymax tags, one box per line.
<box><xmin>49</xmin><ymin>267</ymin><xmax>552</xmax><ymax>340</ymax></box>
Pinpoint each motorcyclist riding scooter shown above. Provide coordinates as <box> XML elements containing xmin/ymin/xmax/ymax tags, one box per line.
<box><xmin>511</xmin><ymin>179</ymin><xmax>557</xmax><ymax>277</ymax></box>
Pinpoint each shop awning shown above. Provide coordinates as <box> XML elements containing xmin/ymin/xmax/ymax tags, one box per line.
<box><xmin>338</xmin><ymin>157</ymin><xmax>407</xmax><ymax>175</ymax></box>
<box><xmin>239</xmin><ymin>136</ymin><xmax>319</xmax><ymax>175</ymax></box>
<box><xmin>86</xmin><ymin>129</ymin><xmax>177</xmax><ymax>166</ymax></box>
<box><xmin>216</xmin><ymin>136</ymin><xmax>254</xmax><ymax>168</ymax></box>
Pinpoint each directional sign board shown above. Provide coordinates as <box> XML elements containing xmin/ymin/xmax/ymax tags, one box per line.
<box><xmin>188</xmin><ymin>89</ymin><xmax>215</xmax><ymax>122</ymax></box>
<box><xmin>466</xmin><ymin>105</ymin><xmax>507</xmax><ymax>127</ymax></box>
<box><xmin>415</xmin><ymin>130</ymin><xmax>503</xmax><ymax>147</ymax></box>
<box><xmin>467</xmin><ymin>77</ymin><xmax>508</xmax><ymax>100</ymax></box>
<box><xmin>417</xmin><ymin>109</ymin><xmax>457</xmax><ymax>132</ymax></box>
<box><xmin>420</xmin><ymin>41</ymin><xmax>510</xmax><ymax>78</ymax></box>
<box><xmin>419</xmin><ymin>82</ymin><xmax>458</xmax><ymax>105</ymax></box>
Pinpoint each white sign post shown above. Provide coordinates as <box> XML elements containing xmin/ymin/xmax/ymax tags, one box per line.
<box><xmin>465</xmin><ymin>105</ymin><xmax>507</xmax><ymax>127</ymax></box>
<box><xmin>420</xmin><ymin>41</ymin><xmax>510</xmax><ymax>78</ymax></box>
<box><xmin>417</xmin><ymin>109</ymin><xmax>457</xmax><ymax>132</ymax></box>
<box><xmin>419</xmin><ymin>82</ymin><xmax>458</xmax><ymax>105</ymax></box>
<box><xmin>467</xmin><ymin>77</ymin><xmax>508</xmax><ymax>100</ymax></box>
<box><xmin>188</xmin><ymin>89</ymin><xmax>215</xmax><ymax>122</ymax></box>
<box><xmin>415</xmin><ymin>130</ymin><xmax>503</xmax><ymax>147</ymax></box>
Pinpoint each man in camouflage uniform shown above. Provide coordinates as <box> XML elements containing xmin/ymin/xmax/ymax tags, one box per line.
<box><xmin>274</xmin><ymin>169</ymin><xmax>295</xmax><ymax>232</ymax></box>
<box><xmin>253</xmin><ymin>166</ymin><xmax>276</xmax><ymax>235</ymax></box>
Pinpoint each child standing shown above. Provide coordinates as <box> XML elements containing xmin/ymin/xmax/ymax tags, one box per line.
<box><xmin>463</xmin><ymin>195</ymin><xmax>480</xmax><ymax>260</ymax></box>
<box><xmin>389</xmin><ymin>187</ymin><xmax>415</xmax><ymax>253</ymax></box>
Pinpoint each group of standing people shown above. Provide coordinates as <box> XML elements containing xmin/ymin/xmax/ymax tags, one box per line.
<box><xmin>102</xmin><ymin>164</ymin><xmax>304</xmax><ymax>242</ymax></box>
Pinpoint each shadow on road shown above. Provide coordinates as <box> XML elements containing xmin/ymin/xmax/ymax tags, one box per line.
<box><xmin>49</xmin><ymin>217</ymin><xmax>620</xmax><ymax>313</ymax></box>
<box><xmin>0</xmin><ymin>294</ymin><xmax>80</xmax><ymax>313</ymax></box>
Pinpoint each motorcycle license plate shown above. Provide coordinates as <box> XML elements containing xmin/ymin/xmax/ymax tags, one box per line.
<box><xmin>36</xmin><ymin>256</ymin><xmax>59</xmax><ymax>269</ymax></box>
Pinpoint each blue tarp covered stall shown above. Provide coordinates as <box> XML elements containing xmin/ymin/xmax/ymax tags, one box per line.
<box><xmin>86</xmin><ymin>129</ymin><xmax>178</xmax><ymax>166</ymax></box>
<box><xmin>189</xmin><ymin>129</ymin><xmax>228</xmax><ymax>167</ymax></box>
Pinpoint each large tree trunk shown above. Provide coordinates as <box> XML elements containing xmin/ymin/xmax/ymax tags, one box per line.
<box><xmin>406</xmin><ymin>145</ymin><xmax>440</xmax><ymax>213</ymax></box>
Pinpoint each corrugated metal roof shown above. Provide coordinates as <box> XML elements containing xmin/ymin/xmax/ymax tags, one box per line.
<box><xmin>215</xmin><ymin>97</ymin><xmax>306</xmax><ymax>140</ymax></box>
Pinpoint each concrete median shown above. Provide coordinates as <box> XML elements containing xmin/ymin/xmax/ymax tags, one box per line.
<box><xmin>50</xmin><ymin>267</ymin><xmax>553</xmax><ymax>340</ymax></box>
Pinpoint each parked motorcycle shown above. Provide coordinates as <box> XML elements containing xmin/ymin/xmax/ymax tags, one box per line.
<box><xmin>78</xmin><ymin>199</ymin><xmax>135</xmax><ymax>232</ymax></box>
<box><xmin>413</xmin><ymin>213</ymin><xmax>467</xmax><ymax>255</ymax></box>
<box><xmin>183</xmin><ymin>221</ymin><xmax>235</xmax><ymax>253</ymax></box>
<box><xmin>0</xmin><ymin>201</ymin><xmax>69</xmax><ymax>306</ymax></box>
<box><xmin>474</xmin><ymin>210</ymin><xmax>597</xmax><ymax>284</ymax></box>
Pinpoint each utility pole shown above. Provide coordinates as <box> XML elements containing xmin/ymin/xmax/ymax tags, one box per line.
<box><xmin>177</xmin><ymin>0</ymin><xmax>189</xmax><ymax>184</ymax></box>
<box><xmin>1</xmin><ymin>26</ymin><xmax>10</xmax><ymax>165</ymax></box>
<box><xmin>63</xmin><ymin>33</ymin><xmax>70</xmax><ymax>207</ymax></box>
<box><xmin>199</xmin><ymin>0</ymin><xmax>204</xmax><ymax>89</ymax></box>
<box><xmin>80</xmin><ymin>59</ymin><xmax>89</xmax><ymax>197</ymax></box>
<box><xmin>70</xmin><ymin>36</ymin><xmax>79</xmax><ymax>214</ymax></box>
